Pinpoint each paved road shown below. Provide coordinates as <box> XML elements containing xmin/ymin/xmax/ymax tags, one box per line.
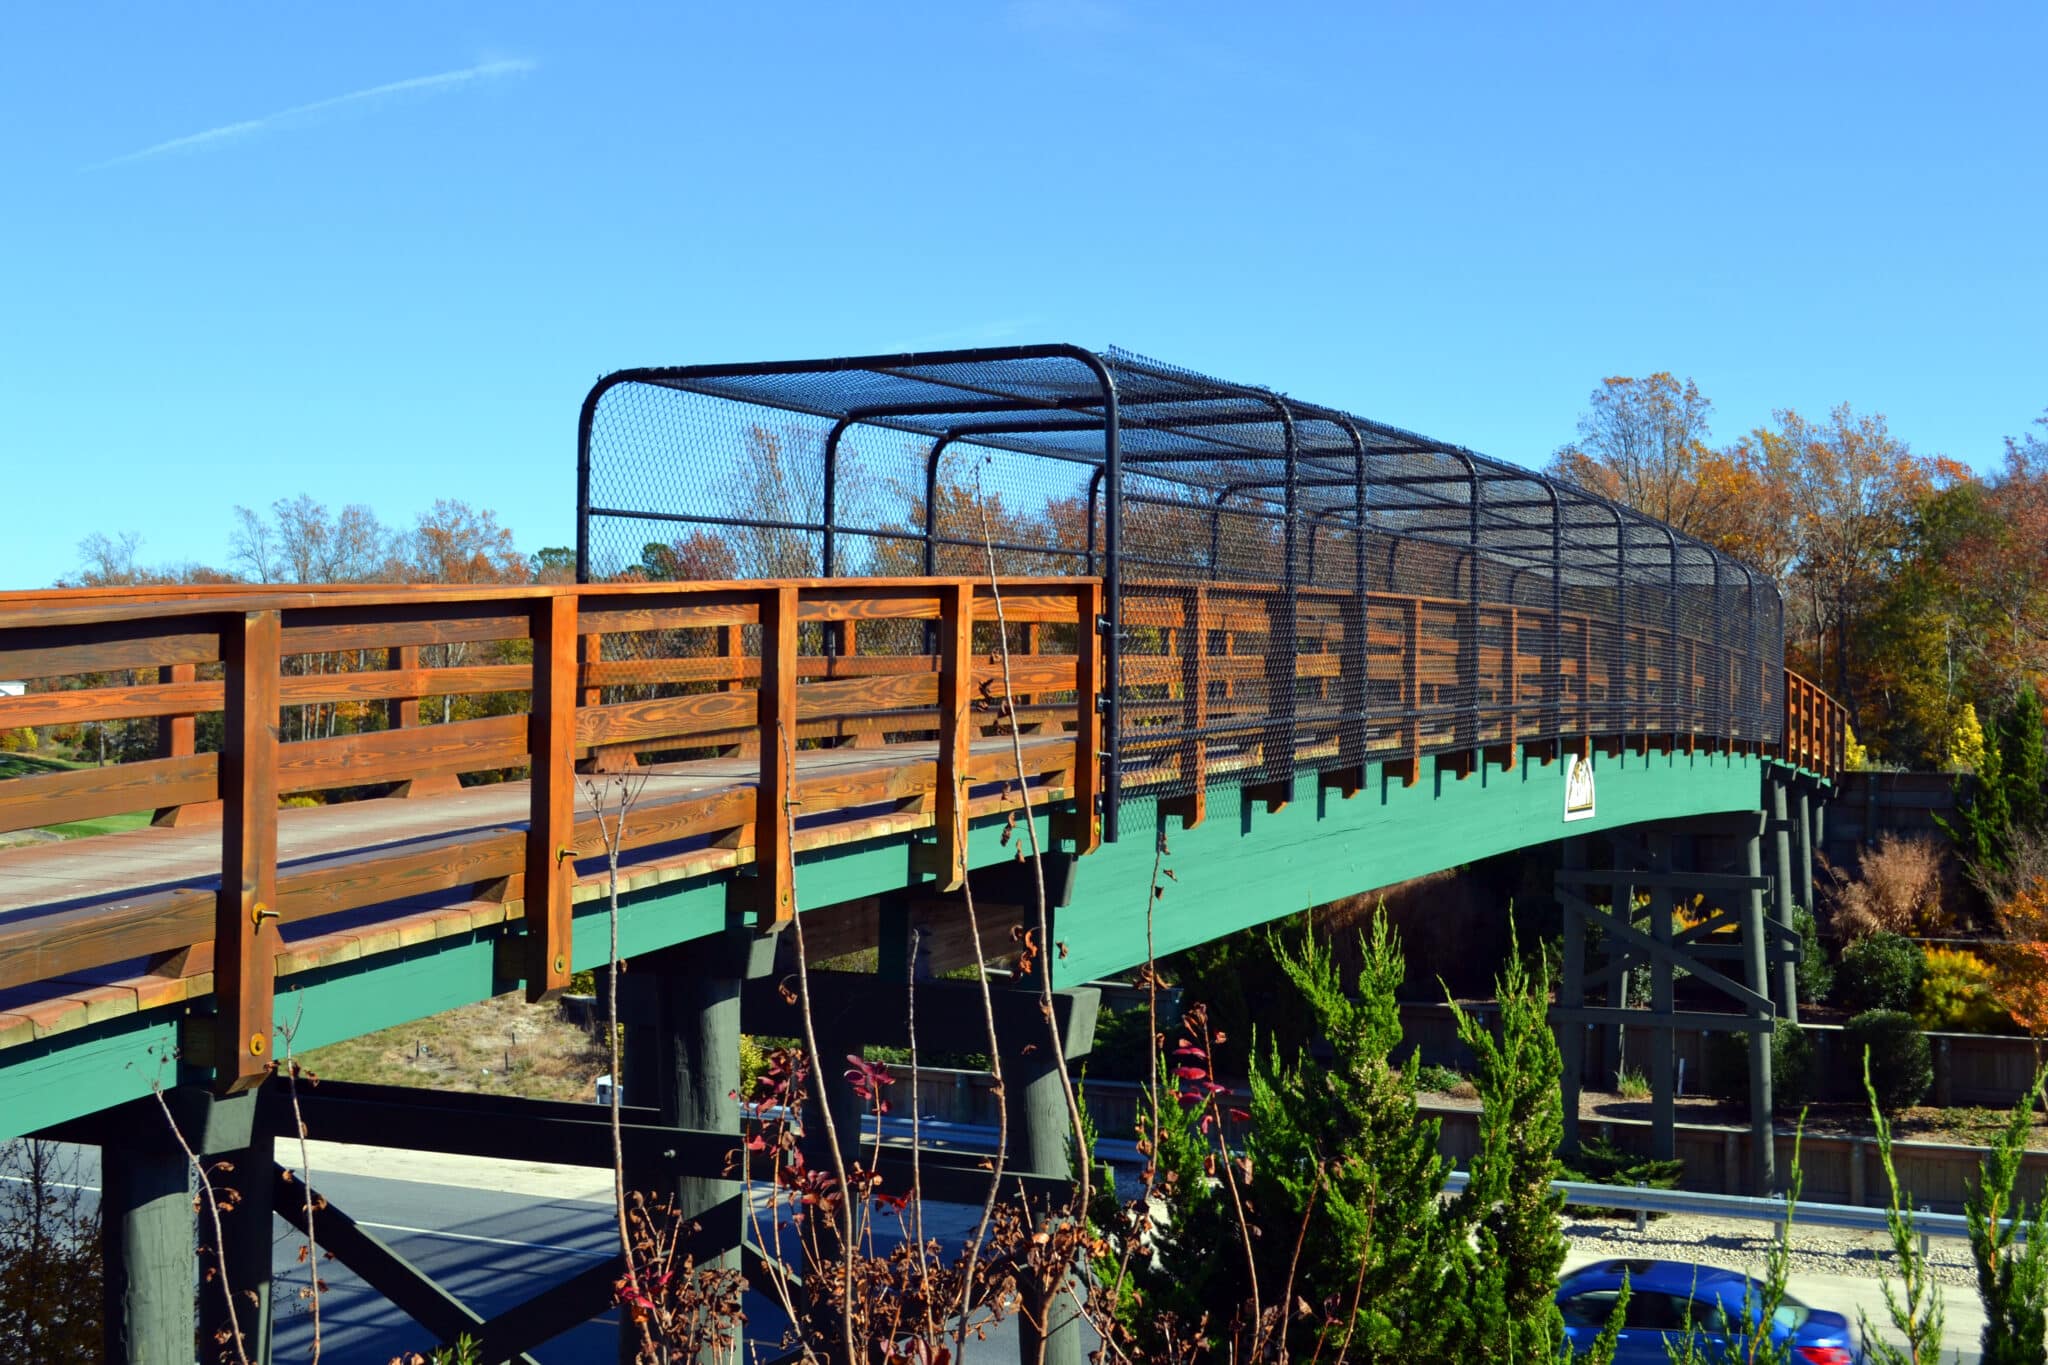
<box><xmin>6</xmin><ymin>1141</ymin><xmax>1993</xmax><ymax>1363</ymax></box>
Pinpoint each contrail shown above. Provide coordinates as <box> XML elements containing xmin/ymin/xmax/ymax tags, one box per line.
<box><xmin>86</xmin><ymin>57</ymin><xmax>537</xmax><ymax>171</ymax></box>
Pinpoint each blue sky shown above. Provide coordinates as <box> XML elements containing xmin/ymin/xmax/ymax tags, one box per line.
<box><xmin>3</xmin><ymin>2</ymin><xmax>2043</xmax><ymax>587</ymax></box>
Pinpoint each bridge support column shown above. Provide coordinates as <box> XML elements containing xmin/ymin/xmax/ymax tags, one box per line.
<box><xmin>101</xmin><ymin>1123</ymin><xmax>195</xmax><ymax>1364</ymax></box>
<box><xmin>1604</xmin><ymin>864</ymin><xmax>1635</xmax><ymax>1091</ymax></box>
<box><xmin>619</xmin><ymin>931</ymin><xmax>771</xmax><ymax>1361</ymax></box>
<box><xmin>1796</xmin><ymin>784</ymin><xmax>1816</xmax><ymax>913</ymax></box>
<box><xmin>1742</xmin><ymin>818</ymin><xmax>1777</xmax><ymax>1194</ymax></box>
<box><xmin>1007</xmin><ymin>993</ymin><xmax>1091</xmax><ymax>1365</ymax></box>
<box><xmin>1558</xmin><ymin>837</ymin><xmax>1586</xmax><ymax>1154</ymax></box>
<box><xmin>1647</xmin><ymin>832</ymin><xmax>1676</xmax><ymax>1162</ymax></box>
<box><xmin>1770</xmin><ymin>778</ymin><xmax>1800</xmax><ymax>1023</ymax></box>
<box><xmin>198</xmin><ymin>1095</ymin><xmax>274</xmax><ymax>1365</ymax></box>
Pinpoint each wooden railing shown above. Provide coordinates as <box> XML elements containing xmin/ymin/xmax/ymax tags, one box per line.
<box><xmin>1780</xmin><ymin>667</ymin><xmax>1848</xmax><ymax>782</ymax></box>
<box><xmin>0</xmin><ymin>572</ymin><xmax>1842</xmax><ymax>1091</ymax></box>
<box><xmin>0</xmin><ymin>577</ymin><xmax>1102</xmax><ymax>1090</ymax></box>
<box><xmin>1115</xmin><ymin>581</ymin><xmax>1831</xmax><ymax>806</ymax></box>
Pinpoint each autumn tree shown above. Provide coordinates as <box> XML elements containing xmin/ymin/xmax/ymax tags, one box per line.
<box><xmin>1550</xmin><ymin>374</ymin><xmax>1728</xmax><ymax>536</ymax></box>
<box><xmin>402</xmin><ymin>499</ymin><xmax>531</xmax><ymax>585</ymax></box>
<box><xmin>1733</xmin><ymin>404</ymin><xmax>1963</xmax><ymax>721</ymax></box>
<box><xmin>1938</xmin><ymin>423</ymin><xmax>2048</xmax><ymax>703</ymax></box>
<box><xmin>232</xmin><ymin>495</ymin><xmax>396</xmax><ymax>583</ymax></box>
<box><xmin>715</xmin><ymin>426</ymin><xmax>817</xmax><ymax>578</ymax></box>
<box><xmin>637</xmin><ymin>533</ymin><xmax>740</xmax><ymax>583</ymax></box>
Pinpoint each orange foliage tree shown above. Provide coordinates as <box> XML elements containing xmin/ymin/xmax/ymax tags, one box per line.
<box><xmin>1991</xmin><ymin>876</ymin><xmax>2048</xmax><ymax>1037</ymax></box>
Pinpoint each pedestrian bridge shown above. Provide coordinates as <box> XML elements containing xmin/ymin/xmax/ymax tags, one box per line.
<box><xmin>0</xmin><ymin>345</ymin><xmax>1848</xmax><ymax>1361</ymax></box>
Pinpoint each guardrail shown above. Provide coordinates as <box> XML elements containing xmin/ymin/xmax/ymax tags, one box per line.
<box><xmin>854</xmin><ymin>1110</ymin><xmax>2004</xmax><ymax>1244</ymax></box>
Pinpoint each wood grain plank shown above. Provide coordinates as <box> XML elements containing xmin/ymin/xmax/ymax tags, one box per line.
<box><xmin>0</xmin><ymin>753</ymin><xmax>218</xmax><ymax>834</ymax></box>
<box><xmin>574</xmin><ymin>691</ymin><xmax>756</xmax><ymax>748</ymax></box>
<box><xmin>576</xmin><ymin>597</ymin><xmax>760</xmax><ymax>634</ymax></box>
<box><xmin>972</xmin><ymin>656</ymin><xmax>1077</xmax><ymax>692</ymax></box>
<box><xmin>800</xmin><ymin>671</ymin><xmax>939</xmax><ymax>718</ymax></box>
<box><xmin>0</xmin><ymin>626</ymin><xmax>218</xmax><ymax>681</ymax></box>
<box><xmin>276</xmin><ymin>830</ymin><xmax>524</xmax><ymax>925</ymax></box>
<box><xmin>280</xmin><ymin>664</ymin><xmax>532</xmax><ymax>706</ymax></box>
<box><xmin>796</xmin><ymin>592</ymin><xmax>939</xmax><ymax>623</ymax></box>
<box><xmin>276</xmin><ymin>714</ymin><xmax>527</xmax><ymax>792</ymax></box>
<box><xmin>0</xmin><ymin>678</ymin><xmax>223</xmax><ymax>729</ymax></box>
<box><xmin>283</xmin><ymin>610</ymin><xmax>530</xmax><ymax>653</ymax></box>
<box><xmin>0</xmin><ymin>888</ymin><xmax>214</xmax><ymax>992</ymax></box>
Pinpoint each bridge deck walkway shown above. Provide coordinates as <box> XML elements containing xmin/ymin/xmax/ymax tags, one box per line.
<box><xmin>0</xmin><ymin>573</ymin><xmax>1845</xmax><ymax>1109</ymax></box>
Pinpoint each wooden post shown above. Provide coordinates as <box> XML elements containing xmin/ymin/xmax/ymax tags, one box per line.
<box><xmin>721</xmin><ymin>623</ymin><xmax>759</xmax><ymax>758</ymax></box>
<box><xmin>525</xmin><ymin>595</ymin><xmax>578</xmax><ymax>1002</ymax></box>
<box><xmin>1398</xmin><ymin>598</ymin><xmax>1421</xmax><ymax>786</ymax></box>
<box><xmin>387</xmin><ymin>644</ymin><xmax>421</xmax><ymax>731</ymax></box>
<box><xmin>1178</xmin><ymin>586</ymin><xmax>1210</xmax><ymax>826</ymax></box>
<box><xmin>215</xmin><ymin>610</ymin><xmax>281</xmax><ymax>1094</ymax></box>
<box><xmin>1064</xmin><ymin>580</ymin><xmax>1103</xmax><ymax>855</ymax></box>
<box><xmin>385</xmin><ymin>644</ymin><xmax>463</xmax><ymax>798</ymax></box>
<box><xmin>156</xmin><ymin>662</ymin><xmax>196</xmax><ymax>760</ymax></box>
<box><xmin>579</xmin><ymin>634</ymin><xmax>603</xmax><ymax>708</ymax></box>
<box><xmin>1456</xmin><ymin>598</ymin><xmax>1478</xmax><ymax>758</ymax></box>
<box><xmin>758</xmin><ymin>586</ymin><xmax>799</xmax><ymax>927</ymax></box>
<box><xmin>1578</xmin><ymin>618</ymin><xmax>1595</xmax><ymax>740</ymax></box>
<box><xmin>151</xmin><ymin>661</ymin><xmax>216</xmax><ymax>826</ymax></box>
<box><xmin>929</xmin><ymin>581</ymin><xmax>973</xmax><ymax>891</ymax></box>
<box><xmin>1500</xmin><ymin>606</ymin><xmax>1520</xmax><ymax>769</ymax></box>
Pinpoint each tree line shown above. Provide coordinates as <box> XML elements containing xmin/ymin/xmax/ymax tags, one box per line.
<box><xmin>63</xmin><ymin>494</ymin><xmax>573</xmax><ymax>590</ymax></box>
<box><xmin>1549</xmin><ymin>374</ymin><xmax>2047</xmax><ymax>772</ymax></box>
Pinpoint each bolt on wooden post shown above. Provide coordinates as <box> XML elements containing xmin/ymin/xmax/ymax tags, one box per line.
<box><xmin>214</xmin><ymin>610</ymin><xmax>281</xmax><ymax>1093</ymax></box>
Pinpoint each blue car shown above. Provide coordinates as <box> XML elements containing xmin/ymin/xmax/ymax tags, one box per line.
<box><xmin>1557</xmin><ymin>1259</ymin><xmax>1858</xmax><ymax>1363</ymax></box>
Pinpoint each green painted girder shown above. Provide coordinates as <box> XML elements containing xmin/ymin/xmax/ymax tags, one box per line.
<box><xmin>0</xmin><ymin>748</ymin><xmax>1764</xmax><ymax>1143</ymax></box>
<box><xmin>1056</xmin><ymin>749</ymin><xmax>1766</xmax><ymax>983</ymax></box>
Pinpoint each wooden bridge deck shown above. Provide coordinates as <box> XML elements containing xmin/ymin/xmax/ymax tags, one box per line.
<box><xmin>0</xmin><ymin>573</ymin><xmax>1846</xmax><ymax>1117</ymax></box>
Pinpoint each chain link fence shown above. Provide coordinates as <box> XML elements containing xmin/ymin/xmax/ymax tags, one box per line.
<box><xmin>579</xmin><ymin>345</ymin><xmax>1784</xmax><ymax>841</ymax></box>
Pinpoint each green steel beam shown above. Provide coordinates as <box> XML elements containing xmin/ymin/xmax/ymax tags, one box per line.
<box><xmin>0</xmin><ymin>751</ymin><xmax>1764</xmax><ymax>1142</ymax></box>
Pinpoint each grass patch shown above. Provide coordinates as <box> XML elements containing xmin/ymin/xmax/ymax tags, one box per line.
<box><xmin>43</xmin><ymin>809</ymin><xmax>154</xmax><ymax>840</ymax></box>
<box><xmin>1</xmin><ymin>753</ymin><xmax>153</xmax><ymax>840</ymax></box>
<box><xmin>0</xmin><ymin>752</ymin><xmax>93</xmax><ymax>780</ymax></box>
<box><xmin>298</xmin><ymin>992</ymin><xmax>611</xmax><ymax>1104</ymax></box>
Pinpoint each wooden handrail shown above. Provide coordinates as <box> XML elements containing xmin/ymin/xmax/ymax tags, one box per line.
<box><xmin>0</xmin><ymin>572</ymin><xmax>1840</xmax><ymax>1091</ymax></box>
<box><xmin>0</xmin><ymin>576</ymin><xmax>1108</xmax><ymax>1091</ymax></box>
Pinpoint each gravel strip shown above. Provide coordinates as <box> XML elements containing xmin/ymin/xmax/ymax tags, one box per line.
<box><xmin>1566</xmin><ymin>1213</ymin><xmax>1980</xmax><ymax>1289</ymax></box>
